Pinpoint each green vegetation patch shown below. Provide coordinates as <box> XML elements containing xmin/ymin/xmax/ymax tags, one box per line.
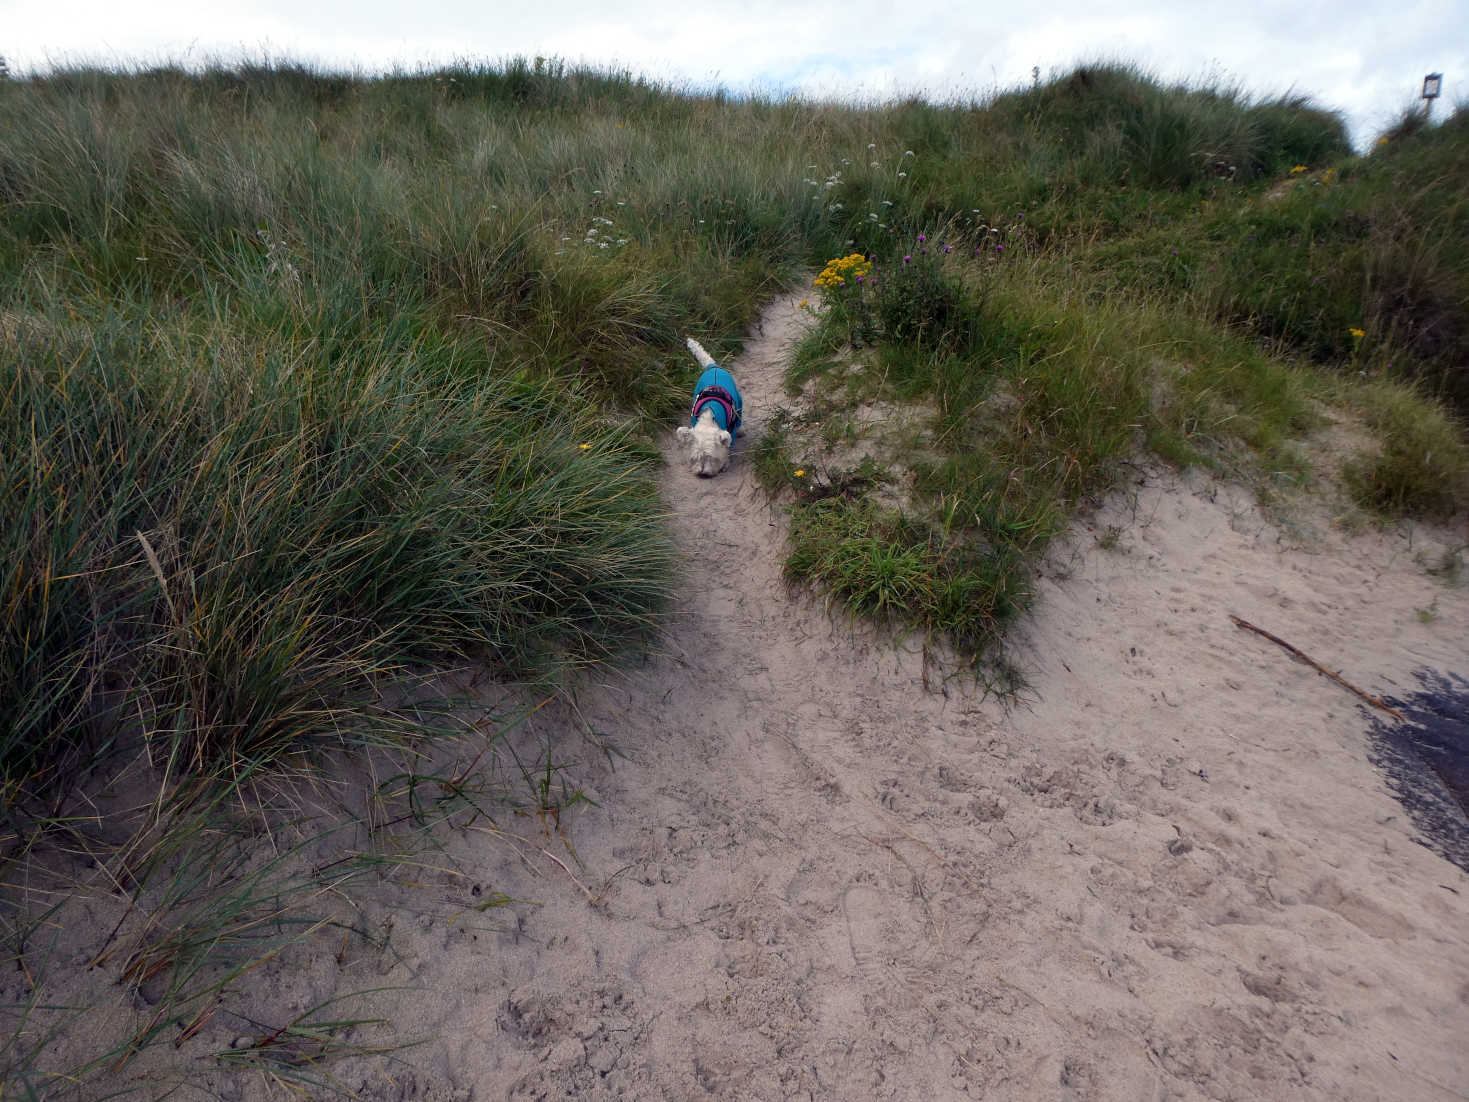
<box><xmin>0</xmin><ymin>303</ymin><xmax>676</xmax><ymax>797</ymax></box>
<box><xmin>786</xmin><ymin>497</ymin><xmax>1031</xmax><ymax>661</ymax></box>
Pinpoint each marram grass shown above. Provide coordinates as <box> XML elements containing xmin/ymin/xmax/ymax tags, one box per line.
<box><xmin>0</xmin><ymin>300</ymin><xmax>677</xmax><ymax>797</ymax></box>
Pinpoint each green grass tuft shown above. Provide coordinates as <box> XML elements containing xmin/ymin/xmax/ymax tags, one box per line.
<box><xmin>1343</xmin><ymin>382</ymin><xmax>1469</xmax><ymax>516</ymax></box>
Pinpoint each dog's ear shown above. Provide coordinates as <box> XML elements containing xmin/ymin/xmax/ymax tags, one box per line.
<box><xmin>717</xmin><ymin>430</ymin><xmax>731</xmax><ymax>447</ymax></box>
<box><xmin>676</xmin><ymin>426</ymin><xmax>693</xmax><ymax>446</ymax></box>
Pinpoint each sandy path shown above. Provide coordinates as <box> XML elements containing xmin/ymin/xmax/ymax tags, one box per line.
<box><xmin>317</xmin><ymin>293</ymin><xmax>1469</xmax><ymax>1101</ymax></box>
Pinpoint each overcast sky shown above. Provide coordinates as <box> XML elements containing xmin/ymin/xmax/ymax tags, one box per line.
<box><xmin>3</xmin><ymin>1</ymin><xmax>1461</xmax><ymax>149</ymax></box>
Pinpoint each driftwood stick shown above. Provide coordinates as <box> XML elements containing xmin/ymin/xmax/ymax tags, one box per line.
<box><xmin>1229</xmin><ymin>614</ymin><xmax>1405</xmax><ymax>723</ymax></box>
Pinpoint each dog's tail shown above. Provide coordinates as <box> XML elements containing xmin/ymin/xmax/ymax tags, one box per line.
<box><xmin>686</xmin><ymin>337</ymin><xmax>716</xmax><ymax>370</ymax></box>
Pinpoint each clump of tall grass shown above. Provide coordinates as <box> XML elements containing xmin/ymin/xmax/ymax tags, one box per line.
<box><xmin>0</xmin><ymin>296</ymin><xmax>675</xmax><ymax>803</ymax></box>
<box><xmin>786</xmin><ymin>498</ymin><xmax>1032</xmax><ymax>662</ymax></box>
<box><xmin>982</xmin><ymin>62</ymin><xmax>1351</xmax><ymax>191</ymax></box>
<box><xmin>1343</xmin><ymin>381</ymin><xmax>1469</xmax><ymax>516</ymax></box>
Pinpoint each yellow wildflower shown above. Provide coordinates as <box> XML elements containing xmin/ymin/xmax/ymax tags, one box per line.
<box><xmin>1289</xmin><ymin>165</ymin><xmax>1308</xmax><ymax>175</ymax></box>
<box><xmin>1348</xmin><ymin>327</ymin><xmax>1365</xmax><ymax>340</ymax></box>
<box><xmin>815</xmin><ymin>252</ymin><xmax>873</xmax><ymax>290</ymax></box>
<box><xmin>794</xmin><ymin>469</ymin><xmax>805</xmax><ymax>477</ymax></box>
<box><xmin>579</xmin><ymin>442</ymin><xmax>592</xmax><ymax>450</ymax></box>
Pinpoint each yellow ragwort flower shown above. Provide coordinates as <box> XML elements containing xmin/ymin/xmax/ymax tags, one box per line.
<box><xmin>794</xmin><ymin>469</ymin><xmax>805</xmax><ymax>477</ymax></box>
<box><xmin>1348</xmin><ymin>327</ymin><xmax>1365</xmax><ymax>340</ymax></box>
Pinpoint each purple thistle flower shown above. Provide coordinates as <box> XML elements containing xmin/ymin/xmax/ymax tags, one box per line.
<box><xmin>917</xmin><ymin>233</ymin><xmax>926</xmax><ymax>242</ymax></box>
<box><xmin>903</xmin><ymin>255</ymin><xmax>911</xmax><ymax>263</ymax></box>
<box><xmin>995</xmin><ymin>245</ymin><xmax>1004</xmax><ymax>252</ymax></box>
<box><xmin>943</xmin><ymin>245</ymin><xmax>952</xmax><ymax>253</ymax></box>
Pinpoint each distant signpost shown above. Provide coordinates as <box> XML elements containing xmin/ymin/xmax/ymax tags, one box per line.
<box><xmin>1423</xmin><ymin>72</ymin><xmax>1442</xmax><ymax>118</ymax></box>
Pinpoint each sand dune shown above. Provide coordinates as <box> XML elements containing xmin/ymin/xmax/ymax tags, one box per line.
<box><xmin>281</xmin><ymin>292</ymin><xmax>1468</xmax><ymax>1101</ymax></box>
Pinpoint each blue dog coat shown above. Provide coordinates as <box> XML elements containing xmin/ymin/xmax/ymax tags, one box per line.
<box><xmin>690</xmin><ymin>366</ymin><xmax>743</xmax><ymax>440</ymax></box>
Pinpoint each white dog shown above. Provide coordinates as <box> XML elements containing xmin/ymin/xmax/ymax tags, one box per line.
<box><xmin>676</xmin><ymin>338</ymin><xmax>744</xmax><ymax>478</ymax></box>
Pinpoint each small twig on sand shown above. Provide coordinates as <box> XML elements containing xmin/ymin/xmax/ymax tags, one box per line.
<box><xmin>1229</xmin><ymin>614</ymin><xmax>1405</xmax><ymax>723</ymax></box>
